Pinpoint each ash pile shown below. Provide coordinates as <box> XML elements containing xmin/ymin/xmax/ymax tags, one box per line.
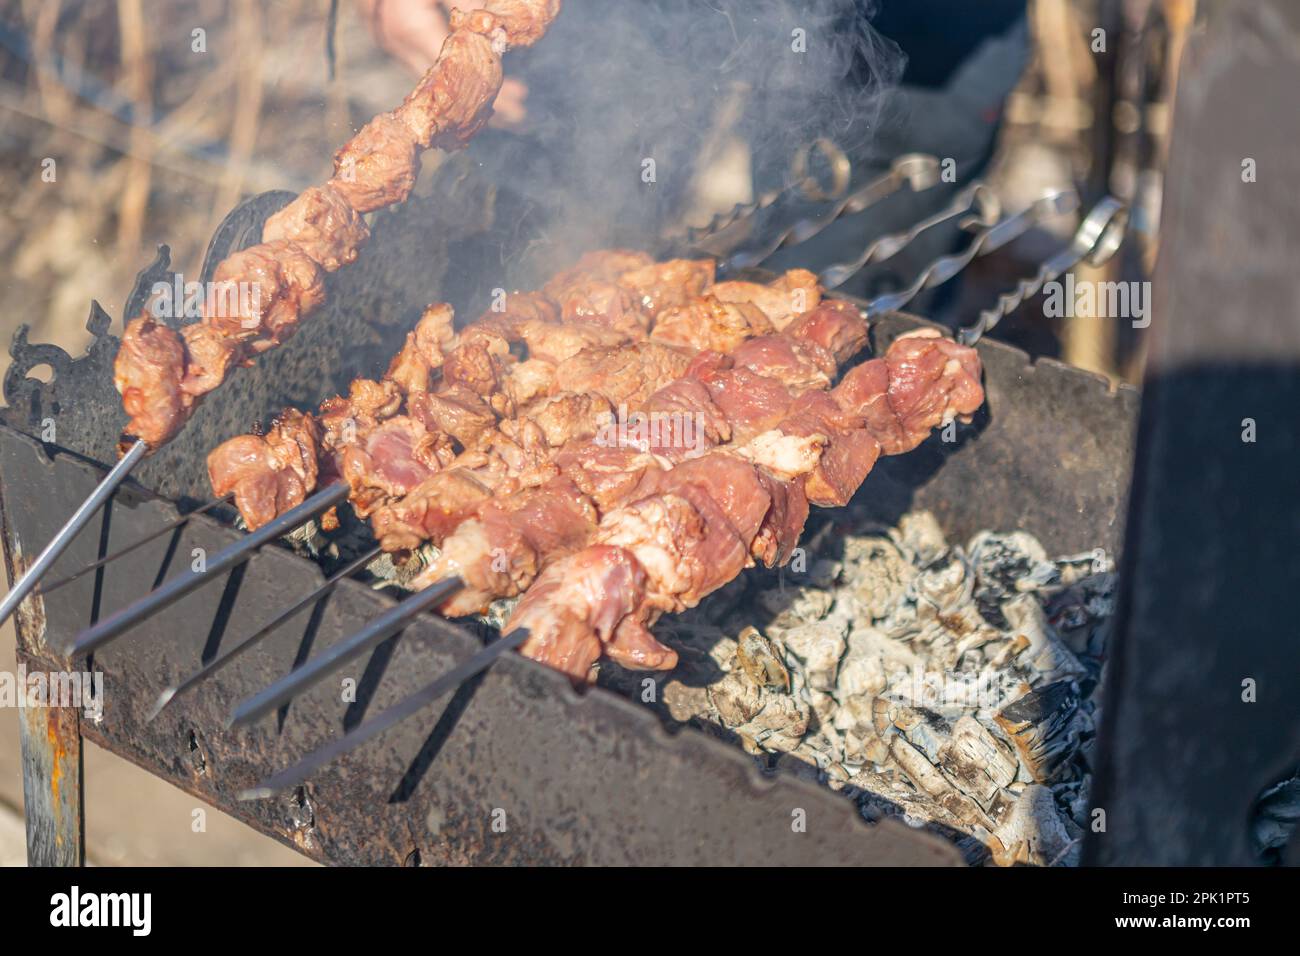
<box><xmin>602</xmin><ymin>510</ymin><xmax>1116</xmax><ymax>866</ymax></box>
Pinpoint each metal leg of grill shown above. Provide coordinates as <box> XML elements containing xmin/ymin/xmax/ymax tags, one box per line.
<box><xmin>17</xmin><ymin>652</ymin><xmax>85</xmax><ymax>867</ymax></box>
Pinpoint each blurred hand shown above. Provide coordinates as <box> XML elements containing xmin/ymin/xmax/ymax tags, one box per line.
<box><xmin>357</xmin><ymin>0</ymin><xmax>528</xmax><ymax>126</ymax></box>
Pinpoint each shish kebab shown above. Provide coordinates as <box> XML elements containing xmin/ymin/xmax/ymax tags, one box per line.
<box><xmin>241</xmin><ymin>198</ymin><xmax>1128</xmax><ymax>797</ymax></box>
<box><xmin>68</xmin><ymin>257</ymin><xmax>842</xmax><ymax>658</ymax></box>
<box><xmin>210</xmin><ymin>258</ymin><xmax>973</xmax><ymax>719</ymax></box>
<box><xmin>229</xmin><ymin>321</ymin><xmax>979</xmax><ymax>730</ymax></box>
<box><xmin>235</xmin><ymin>323</ymin><xmax>982</xmax><ymax>792</ymax></box>
<box><xmin>234</xmin><ymin>333</ymin><xmax>979</xmax><ymax>794</ymax></box>
<box><xmin>207</xmin><ymin>254</ymin><xmax>820</xmax><ymax>534</ymax></box>
<box><xmin>0</xmin><ymin>0</ymin><xmax>564</xmax><ymax>626</ymax></box>
<box><xmin>68</xmin><ymin>179</ymin><xmax>1014</xmax><ymax>657</ymax></box>
<box><xmin>150</xmin><ymin>247</ymin><xmax>971</xmax><ymax>719</ymax></box>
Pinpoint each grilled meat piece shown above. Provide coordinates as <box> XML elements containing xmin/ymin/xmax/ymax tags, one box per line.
<box><xmin>553</xmin><ymin>341</ymin><xmax>695</xmax><ymax>407</ymax></box>
<box><xmin>407</xmin><ymin>386</ymin><xmax>498</xmax><ymax>448</ymax></box>
<box><xmin>207</xmin><ymin>410</ymin><xmax>321</xmax><ymax>530</ymax></box>
<box><xmin>261</xmin><ymin>185</ymin><xmax>370</xmax><ymax>273</ymax></box>
<box><xmin>503</xmin><ymin>357</ymin><xmax>557</xmax><ymax>406</ymax></box>
<box><xmin>328</xmin><ymin>111</ymin><xmax>422</xmax><ymax>213</ymax></box>
<box><xmin>833</xmin><ymin>328</ymin><xmax>984</xmax><ymax>455</ymax></box>
<box><xmin>651</xmin><ymin>295</ymin><xmax>773</xmax><ymax>354</ymax></box>
<box><xmin>398</xmin><ymin>29</ymin><xmax>504</xmax><ymax>149</ymax></box>
<box><xmin>179</xmin><ymin>323</ymin><xmax>243</xmax><ymax>399</ymax></box>
<box><xmin>510</xmin><ymin>391</ymin><xmax>614</xmax><ymax>448</ymax></box>
<box><xmin>731</xmin><ymin>334</ymin><xmax>836</xmax><ymax>392</ymax></box>
<box><xmin>784</xmin><ymin>298</ymin><xmax>868</xmax><ymax>363</ymax></box>
<box><xmin>556</xmin><ymin>281</ymin><xmax>651</xmax><ymax>338</ymax></box>
<box><xmin>115</xmin><ymin>316</ymin><xmax>190</xmax><ymax>447</ymax></box>
<box><xmin>456</xmin><ymin>0</ymin><xmax>563</xmax><ymax>48</ymax></box>
<box><xmin>206</xmin><ymin>240</ymin><xmax>326</xmax><ymax>349</ymax></box>
<box><xmin>512</xmin><ymin>319</ymin><xmax>630</xmax><ymax>364</ymax></box>
<box><xmin>711</xmin><ymin>268</ymin><xmax>821</xmax><ymax>329</ymax></box>
<box><xmin>616</xmin><ymin>258</ymin><xmax>716</xmax><ymax>317</ymax></box>
<box><xmin>368</xmin><ymin>468</ymin><xmax>497</xmax><ymax>553</ymax></box>
<box><xmin>338</xmin><ymin>415</ymin><xmax>456</xmax><ymax>517</ymax></box>
<box><xmin>386</xmin><ymin>303</ymin><xmax>457</xmax><ymax>394</ymax></box>
<box><xmin>509</xmin><ymin>544</ymin><xmax>649</xmax><ymax>678</ymax></box>
<box><xmin>407</xmin><ymin>477</ymin><xmax>599</xmax><ymax>616</ymax></box>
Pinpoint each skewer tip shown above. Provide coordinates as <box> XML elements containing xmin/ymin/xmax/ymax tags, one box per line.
<box><xmin>145</xmin><ymin>688</ymin><xmax>176</xmax><ymax>723</ymax></box>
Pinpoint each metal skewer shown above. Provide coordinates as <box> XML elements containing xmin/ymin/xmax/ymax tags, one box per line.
<box><xmin>694</xmin><ymin>152</ymin><xmax>944</xmax><ymax>273</ymax></box>
<box><xmin>38</xmin><ymin>493</ymin><xmax>234</xmax><ymax>597</ymax></box>
<box><xmin>62</xmin><ymin>481</ymin><xmax>351</xmax><ymax>657</ymax></box>
<box><xmin>227</xmin><ymin>574</ymin><xmax>464</xmax><ymax>728</ymax></box>
<box><xmin>238</xmin><ymin>627</ymin><xmax>529</xmax><ymax>800</ymax></box>
<box><xmin>0</xmin><ymin>438</ymin><xmax>148</xmax><ymax>629</ymax></box>
<box><xmin>147</xmin><ymin>544</ymin><xmax>383</xmax><ymax>722</ymax></box>
<box><xmin>861</xmin><ymin>188</ymin><xmax>1081</xmax><ymax>313</ymax></box>
<box><xmin>814</xmin><ymin>180</ymin><xmax>1003</xmax><ymax>289</ymax></box>
<box><xmin>957</xmin><ymin>195</ymin><xmax>1128</xmax><ymax>345</ymax></box>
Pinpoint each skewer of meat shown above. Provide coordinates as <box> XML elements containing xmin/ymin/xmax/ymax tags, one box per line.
<box><xmin>505</xmin><ymin>328</ymin><xmax>984</xmax><ymax>679</ymax></box>
<box><xmin>117</xmin><ymin>0</ymin><xmax>563</xmax><ymax>450</ymax></box>
<box><xmin>226</xmin><ymin>326</ymin><xmax>983</xmax><ymax>726</ymax></box>
<box><xmin>376</xmin><ymin>297</ymin><xmax>871</xmax><ymax>604</ymax></box>
<box><xmin>6</xmin><ymin>0</ymin><xmax>565</xmax><ymax>630</ymax></box>
<box><xmin>225</xmin><ymin>301</ymin><xmax>879</xmax><ymax>725</ymax></box>
<box><xmin>208</xmin><ymin>261</ymin><xmax>826</xmax><ymax>534</ymax></box>
<box><xmin>67</xmin><ymin>259</ymin><xmax>824</xmax><ymax>658</ymax></box>
<box><xmin>394</xmin><ymin>322</ymin><xmax>960</xmax><ymax>618</ymax></box>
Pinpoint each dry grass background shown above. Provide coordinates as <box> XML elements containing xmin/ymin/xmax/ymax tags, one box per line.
<box><xmin>0</xmin><ymin>0</ymin><xmax>414</xmax><ymax>372</ymax></box>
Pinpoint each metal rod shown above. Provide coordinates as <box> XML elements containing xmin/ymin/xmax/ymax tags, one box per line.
<box><xmin>864</xmin><ymin>188</ymin><xmax>1081</xmax><ymax>316</ymax></box>
<box><xmin>817</xmin><ymin>180</ymin><xmax>1001</xmax><ymax>289</ymax></box>
<box><xmin>62</xmin><ymin>482</ymin><xmax>351</xmax><ymax>657</ymax></box>
<box><xmin>698</xmin><ymin>152</ymin><xmax>943</xmax><ymax>272</ymax></box>
<box><xmin>0</xmin><ymin>438</ymin><xmax>148</xmax><ymax>629</ymax></box>
<box><xmin>38</xmin><ymin>494</ymin><xmax>234</xmax><ymax>597</ymax></box>
<box><xmin>147</xmin><ymin>544</ymin><xmax>383</xmax><ymax>722</ymax></box>
<box><xmin>227</xmin><ymin>574</ymin><xmax>465</xmax><ymax>729</ymax></box>
<box><xmin>957</xmin><ymin>195</ymin><xmax>1128</xmax><ymax>345</ymax></box>
<box><xmin>239</xmin><ymin>627</ymin><xmax>529</xmax><ymax>799</ymax></box>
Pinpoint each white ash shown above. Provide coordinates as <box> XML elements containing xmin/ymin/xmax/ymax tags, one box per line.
<box><xmin>600</xmin><ymin>510</ymin><xmax>1116</xmax><ymax>867</ymax></box>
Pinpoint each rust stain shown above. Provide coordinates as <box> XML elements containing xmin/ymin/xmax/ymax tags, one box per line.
<box><xmin>46</xmin><ymin>709</ymin><xmax>66</xmax><ymax>803</ymax></box>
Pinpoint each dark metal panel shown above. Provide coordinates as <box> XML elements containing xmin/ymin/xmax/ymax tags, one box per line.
<box><xmin>1086</xmin><ymin>0</ymin><xmax>1300</xmax><ymax>865</ymax></box>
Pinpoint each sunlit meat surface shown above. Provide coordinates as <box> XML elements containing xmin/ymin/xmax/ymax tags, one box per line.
<box><xmin>616</xmin><ymin>258</ymin><xmax>716</xmax><ymax>317</ymax></box>
<box><xmin>205</xmin><ymin>240</ymin><xmax>326</xmax><ymax>349</ymax></box>
<box><xmin>207</xmin><ymin>410</ymin><xmax>321</xmax><ymax>530</ymax></box>
<box><xmin>506</xmin><ymin>333</ymin><xmax>986</xmax><ymax>681</ymax></box>
<box><xmin>114</xmin><ymin>317</ymin><xmax>189</xmax><ymax>448</ymax></box>
<box><xmin>179</xmin><ymin>323</ymin><xmax>242</xmax><ymax>400</ymax></box>
<box><xmin>398</xmin><ymin>29</ymin><xmax>504</xmax><ymax>149</ymax></box>
<box><xmin>710</xmin><ymin>268</ymin><xmax>821</xmax><ymax>329</ymax></box>
<box><xmin>650</xmin><ymin>296</ymin><xmax>773</xmax><ymax>353</ymax></box>
<box><xmin>261</xmin><ymin>185</ymin><xmax>371</xmax><ymax>273</ymax></box>
<box><xmin>553</xmin><ymin>341</ymin><xmax>695</xmax><ymax>407</ymax></box>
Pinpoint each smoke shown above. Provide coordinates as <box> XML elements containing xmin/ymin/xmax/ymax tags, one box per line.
<box><xmin>468</xmin><ymin>0</ymin><xmax>905</xmax><ymax>283</ymax></box>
